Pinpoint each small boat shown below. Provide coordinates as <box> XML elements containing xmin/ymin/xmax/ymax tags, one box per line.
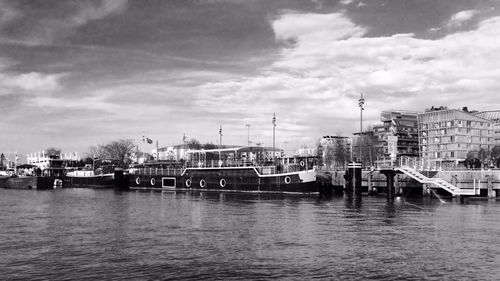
<box><xmin>65</xmin><ymin>160</ymin><xmax>122</xmax><ymax>188</ymax></box>
<box><xmin>65</xmin><ymin>169</ymin><xmax>116</xmax><ymax>188</ymax></box>
<box><xmin>128</xmin><ymin>146</ymin><xmax>330</xmax><ymax>196</ymax></box>
<box><xmin>0</xmin><ymin>172</ymin><xmax>9</xmax><ymax>188</ymax></box>
<box><xmin>4</xmin><ymin>175</ymin><xmax>58</xmax><ymax>189</ymax></box>
<box><xmin>2</xmin><ymin>157</ymin><xmax>66</xmax><ymax>190</ymax></box>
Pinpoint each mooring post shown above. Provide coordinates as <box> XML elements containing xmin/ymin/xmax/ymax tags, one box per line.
<box><xmin>346</xmin><ymin>162</ymin><xmax>362</xmax><ymax>198</ymax></box>
<box><xmin>367</xmin><ymin>171</ymin><xmax>376</xmax><ymax>195</ymax></box>
<box><xmin>114</xmin><ymin>168</ymin><xmax>129</xmax><ymax>190</ymax></box>
<box><xmin>487</xmin><ymin>176</ymin><xmax>494</xmax><ymax>199</ymax></box>
<box><xmin>380</xmin><ymin>170</ymin><xmax>397</xmax><ymax>200</ymax></box>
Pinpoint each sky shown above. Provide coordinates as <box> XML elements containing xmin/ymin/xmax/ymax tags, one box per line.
<box><xmin>2</xmin><ymin>0</ymin><xmax>500</xmax><ymax>159</ymax></box>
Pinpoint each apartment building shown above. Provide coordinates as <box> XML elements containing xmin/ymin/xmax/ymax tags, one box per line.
<box><xmin>417</xmin><ymin>108</ymin><xmax>494</xmax><ymax>162</ymax></box>
<box><xmin>473</xmin><ymin>110</ymin><xmax>500</xmax><ymax>146</ymax></box>
<box><xmin>372</xmin><ymin>110</ymin><xmax>419</xmax><ymax>159</ymax></box>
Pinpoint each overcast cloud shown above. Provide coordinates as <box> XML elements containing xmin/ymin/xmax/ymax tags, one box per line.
<box><xmin>1</xmin><ymin>0</ymin><xmax>500</xmax><ymax>159</ymax></box>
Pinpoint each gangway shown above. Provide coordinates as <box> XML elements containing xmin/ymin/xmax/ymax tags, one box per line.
<box><xmin>377</xmin><ymin>157</ymin><xmax>478</xmax><ymax>196</ymax></box>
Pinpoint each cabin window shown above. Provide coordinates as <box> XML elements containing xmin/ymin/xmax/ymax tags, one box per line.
<box><xmin>162</xmin><ymin>177</ymin><xmax>176</xmax><ymax>188</ymax></box>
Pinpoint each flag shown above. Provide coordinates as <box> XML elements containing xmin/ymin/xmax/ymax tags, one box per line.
<box><xmin>147</xmin><ymin>138</ymin><xmax>153</xmax><ymax>144</ymax></box>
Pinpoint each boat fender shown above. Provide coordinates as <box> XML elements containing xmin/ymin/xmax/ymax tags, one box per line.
<box><xmin>136</xmin><ymin>177</ymin><xmax>141</xmax><ymax>185</ymax></box>
<box><xmin>186</xmin><ymin>179</ymin><xmax>192</xmax><ymax>188</ymax></box>
<box><xmin>151</xmin><ymin>178</ymin><xmax>156</xmax><ymax>186</ymax></box>
<box><xmin>220</xmin><ymin>178</ymin><xmax>226</xmax><ymax>188</ymax></box>
<box><xmin>284</xmin><ymin>176</ymin><xmax>291</xmax><ymax>184</ymax></box>
<box><xmin>200</xmin><ymin>179</ymin><xmax>206</xmax><ymax>188</ymax></box>
<box><xmin>300</xmin><ymin>161</ymin><xmax>305</xmax><ymax>167</ymax></box>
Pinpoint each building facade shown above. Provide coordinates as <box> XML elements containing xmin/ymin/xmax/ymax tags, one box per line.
<box><xmin>155</xmin><ymin>144</ymin><xmax>188</xmax><ymax>161</ymax></box>
<box><xmin>417</xmin><ymin>108</ymin><xmax>494</xmax><ymax>163</ymax></box>
<box><xmin>372</xmin><ymin>110</ymin><xmax>419</xmax><ymax>160</ymax></box>
<box><xmin>473</xmin><ymin>110</ymin><xmax>500</xmax><ymax>147</ymax></box>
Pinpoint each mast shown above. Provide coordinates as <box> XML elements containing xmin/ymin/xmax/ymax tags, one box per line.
<box><xmin>272</xmin><ymin>113</ymin><xmax>276</xmax><ymax>165</ymax></box>
<box><xmin>219</xmin><ymin>125</ymin><xmax>223</xmax><ymax>147</ymax></box>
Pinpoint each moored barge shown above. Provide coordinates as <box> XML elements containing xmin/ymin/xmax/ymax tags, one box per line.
<box><xmin>128</xmin><ymin>146</ymin><xmax>327</xmax><ymax>195</ymax></box>
<box><xmin>4</xmin><ymin>176</ymin><xmax>57</xmax><ymax>189</ymax></box>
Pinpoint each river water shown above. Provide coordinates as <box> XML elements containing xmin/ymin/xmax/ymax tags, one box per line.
<box><xmin>0</xmin><ymin>188</ymin><xmax>499</xmax><ymax>280</ymax></box>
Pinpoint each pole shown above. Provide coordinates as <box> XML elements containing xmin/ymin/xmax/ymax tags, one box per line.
<box><xmin>358</xmin><ymin>93</ymin><xmax>364</xmax><ymax>163</ymax></box>
<box><xmin>219</xmin><ymin>125</ymin><xmax>223</xmax><ymax>147</ymax></box>
<box><xmin>246</xmin><ymin>124</ymin><xmax>250</xmax><ymax>146</ymax></box>
<box><xmin>272</xmin><ymin>113</ymin><xmax>276</xmax><ymax>165</ymax></box>
<box><xmin>183</xmin><ymin>134</ymin><xmax>186</xmax><ymax>160</ymax></box>
<box><xmin>156</xmin><ymin>139</ymin><xmax>159</xmax><ymax>161</ymax></box>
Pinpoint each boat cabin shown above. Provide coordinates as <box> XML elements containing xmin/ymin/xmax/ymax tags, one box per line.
<box><xmin>185</xmin><ymin>146</ymin><xmax>319</xmax><ymax>173</ymax></box>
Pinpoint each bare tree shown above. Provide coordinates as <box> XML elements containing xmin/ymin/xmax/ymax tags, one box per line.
<box><xmin>86</xmin><ymin>139</ymin><xmax>135</xmax><ymax>167</ymax></box>
<box><xmin>87</xmin><ymin>145</ymin><xmax>109</xmax><ymax>159</ymax></box>
<box><xmin>45</xmin><ymin>147</ymin><xmax>61</xmax><ymax>157</ymax></box>
<box><xmin>478</xmin><ymin>148</ymin><xmax>490</xmax><ymax>168</ymax></box>
<box><xmin>202</xmin><ymin>142</ymin><xmax>217</xmax><ymax>149</ymax></box>
<box><xmin>103</xmin><ymin>139</ymin><xmax>136</xmax><ymax>164</ymax></box>
<box><xmin>186</xmin><ymin>138</ymin><xmax>202</xmax><ymax>150</ymax></box>
<box><xmin>491</xmin><ymin>146</ymin><xmax>500</xmax><ymax>168</ymax></box>
<box><xmin>333</xmin><ymin>138</ymin><xmax>349</xmax><ymax>169</ymax></box>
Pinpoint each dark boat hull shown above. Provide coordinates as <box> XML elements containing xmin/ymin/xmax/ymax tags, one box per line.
<box><xmin>65</xmin><ymin>174</ymin><xmax>115</xmax><ymax>188</ymax></box>
<box><xmin>0</xmin><ymin>175</ymin><xmax>8</xmax><ymax>188</ymax></box>
<box><xmin>4</xmin><ymin>176</ymin><xmax>56</xmax><ymax>189</ymax></box>
<box><xmin>128</xmin><ymin>167</ymin><xmax>319</xmax><ymax>195</ymax></box>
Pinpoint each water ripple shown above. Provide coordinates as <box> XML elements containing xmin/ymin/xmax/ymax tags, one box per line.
<box><xmin>1</xmin><ymin>189</ymin><xmax>500</xmax><ymax>280</ymax></box>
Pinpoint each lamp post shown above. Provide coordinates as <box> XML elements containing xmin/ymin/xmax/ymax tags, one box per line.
<box><xmin>245</xmin><ymin>124</ymin><xmax>251</xmax><ymax>146</ymax></box>
<box><xmin>358</xmin><ymin>93</ymin><xmax>364</xmax><ymax>163</ymax></box>
<box><xmin>272</xmin><ymin>113</ymin><xmax>276</xmax><ymax>165</ymax></box>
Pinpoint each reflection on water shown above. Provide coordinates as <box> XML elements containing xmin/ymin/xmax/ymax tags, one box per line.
<box><xmin>0</xmin><ymin>188</ymin><xmax>499</xmax><ymax>280</ymax></box>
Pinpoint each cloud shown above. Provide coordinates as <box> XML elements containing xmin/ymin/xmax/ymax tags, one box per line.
<box><xmin>0</xmin><ymin>55</ymin><xmax>64</xmax><ymax>93</ymax></box>
<box><xmin>5</xmin><ymin>7</ymin><xmax>500</xmax><ymax>154</ymax></box>
<box><xmin>447</xmin><ymin>9</ymin><xmax>478</xmax><ymax>28</ymax></box>
<box><xmin>0</xmin><ymin>0</ymin><xmax>128</xmax><ymax>46</ymax></box>
<box><xmin>340</xmin><ymin>0</ymin><xmax>354</xmax><ymax>5</ymax></box>
<box><xmin>71</xmin><ymin>0</ymin><xmax>127</xmax><ymax>26</ymax></box>
<box><xmin>0</xmin><ymin>0</ymin><xmax>19</xmax><ymax>25</ymax></box>
<box><xmin>273</xmin><ymin>12</ymin><xmax>365</xmax><ymax>45</ymax></box>
<box><xmin>184</xmin><ymin>11</ymin><xmax>500</xmax><ymax>144</ymax></box>
<box><xmin>3</xmin><ymin>72</ymin><xmax>64</xmax><ymax>91</ymax></box>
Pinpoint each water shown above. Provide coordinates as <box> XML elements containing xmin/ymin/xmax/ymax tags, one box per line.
<box><xmin>0</xmin><ymin>189</ymin><xmax>499</xmax><ymax>281</ymax></box>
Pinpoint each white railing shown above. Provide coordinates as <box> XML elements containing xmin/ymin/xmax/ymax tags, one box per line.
<box><xmin>375</xmin><ymin>156</ymin><xmax>456</xmax><ymax>172</ymax></box>
<box><xmin>129</xmin><ymin>167</ymin><xmax>183</xmax><ymax>176</ymax></box>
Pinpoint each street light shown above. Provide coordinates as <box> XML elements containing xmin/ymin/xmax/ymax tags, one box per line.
<box><xmin>358</xmin><ymin>93</ymin><xmax>364</xmax><ymax>163</ymax></box>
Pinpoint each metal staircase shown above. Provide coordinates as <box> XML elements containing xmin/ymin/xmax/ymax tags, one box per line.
<box><xmin>397</xmin><ymin>166</ymin><xmax>477</xmax><ymax>196</ymax></box>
